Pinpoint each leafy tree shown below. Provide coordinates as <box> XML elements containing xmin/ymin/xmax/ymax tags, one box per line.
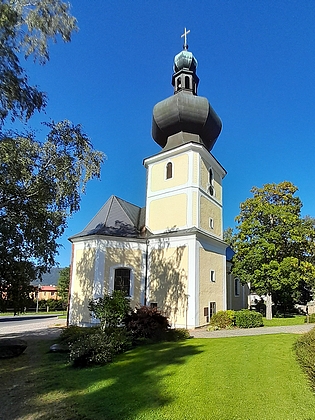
<box><xmin>0</xmin><ymin>2</ymin><xmax>105</xmax><ymax>313</ymax></box>
<box><xmin>58</xmin><ymin>266</ymin><xmax>70</xmax><ymax>302</ymax></box>
<box><xmin>0</xmin><ymin>0</ymin><xmax>77</xmax><ymax>124</ymax></box>
<box><xmin>223</xmin><ymin>227</ymin><xmax>236</xmax><ymax>248</ymax></box>
<box><xmin>88</xmin><ymin>291</ymin><xmax>131</xmax><ymax>331</ymax></box>
<box><xmin>0</xmin><ymin>121</ymin><xmax>104</xmax><ymax>312</ymax></box>
<box><xmin>232</xmin><ymin>181</ymin><xmax>315</xmax><ymax>319</ymax></box>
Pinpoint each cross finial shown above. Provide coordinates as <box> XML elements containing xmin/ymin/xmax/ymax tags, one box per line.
<box><xmin>181</xmin><ymin>27</ymin><xmax>190</xmax><ymax>50</ymax></box>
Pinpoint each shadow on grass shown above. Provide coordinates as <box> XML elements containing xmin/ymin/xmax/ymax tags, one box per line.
<box><xmin>24</xmin><ymin>340</ymin><xmax>205</xmax><ymax>420</ymax></box>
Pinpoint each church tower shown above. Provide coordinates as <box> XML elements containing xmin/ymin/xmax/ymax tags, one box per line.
<box><xmin>144</xmin><ymin>31</ymin><xmax>228</xmax><ymax>328</ymax></box>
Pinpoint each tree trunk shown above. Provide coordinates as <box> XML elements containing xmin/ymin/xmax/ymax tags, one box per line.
<box><xmin>266</xmin><ymin>293</ymin><xmax>273</xmax><ymax>320</ymax></box>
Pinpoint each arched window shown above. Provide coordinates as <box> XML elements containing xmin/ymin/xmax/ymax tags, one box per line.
<box><xmin>114</xmin><ymin>268</ymin><xmax>131</xmax><ymax>296</ymax></box>
<box><xmin>185</xmin><ymin>76</ymin><xmax>190</xmax><ymax>89</ymax></box>
<box><xmin>177</xmin><ymin>77</ymin><xmax>181</xmax><ymax>90</ymax></box>
<box><xmin>234</xmin><ymin>278</ymin><xmax>240</xmax><ymax>296</ymax></box>
<box><xmin>166</xmin><ymin>162</ymin><xmax>173</xmax><ymax>179</ymax></box>
<box><xmin>209</xmin><ymin>168</ymin><xmax>214</xmax><ymax>196</ymax></box>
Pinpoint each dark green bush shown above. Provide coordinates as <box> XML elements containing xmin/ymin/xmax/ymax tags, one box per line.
<box><xmin>234</xmin><ymin>309</ymin><xmax>263</xmax><ymax>328</ymax></box>
<box><xmin>295</xmin><ymin>326</ymin><xmax>315</xmax><ymax>389</ymax></box>
<box><xmin>69</xmin><ymin>327</ymin><xmax>132</xmax><ymax>368</ymax></box>
<box><xmin>124</xmin><ymin>306</ymin><xmax>170</xmax><ymax>343</ymax></box>
<box><xmin>165</xmin><ymin>328</ymin><xmax>191</xmax><ymax>341</ymax></box>
<box><xmin>59</xmin><ymin>325</ymin><xmax>100</xmax><ymax>345</ymax></box>
<box><xmin>210</xmin><ymin>310</ymin><xmax>235</xmax><ymax>329</ymax></box>
<box><xmin>305</xmin><ymin>313</ymin><xmax>315</xmax><ymax>323</ymax></box>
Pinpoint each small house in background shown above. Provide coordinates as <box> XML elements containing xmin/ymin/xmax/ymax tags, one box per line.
<box><xmin>68</xmin><ymin>38</ymin><xmax>250</xmax><ymax>329</ymax></box>
<box><xmin>35</xmin><ymin>285</ymin><xmax>59</xmax><ymax>301</ymax></box>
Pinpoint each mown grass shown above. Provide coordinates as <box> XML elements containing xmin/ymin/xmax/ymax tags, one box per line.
<box><xmin>10</xmin><ymin>332</ymin><xmax>315</xmax><ymax>420</ymax></box>
<box><xmin>263</xmin><ymin>315</ymin><xmax>306</xmax><ymax>327</ymax></box>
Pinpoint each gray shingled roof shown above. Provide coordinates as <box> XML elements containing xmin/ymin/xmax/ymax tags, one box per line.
<box><xmin>69</xmin><ymin>195</ymin><xmax>145</xmax><ymax>240</ymax></box>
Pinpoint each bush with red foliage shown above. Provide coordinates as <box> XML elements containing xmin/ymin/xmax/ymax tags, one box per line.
<box><xmin>124</xmin><ymin>305</ymin><xmax>170</xmax><ymax>343</ymax></box>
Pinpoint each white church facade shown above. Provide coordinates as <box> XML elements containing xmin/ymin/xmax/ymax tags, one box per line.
<box><xmin>68</xmin><ymin>36</ymin><xmax>249</xmax><ymax>329</ymax></box>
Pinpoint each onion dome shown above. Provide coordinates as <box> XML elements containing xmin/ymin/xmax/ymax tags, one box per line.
<box><xmin>174</xmin><ymin>49</ymin><xmax>198</xmax><ymax>72</ymax></box>
<box><xmin>152</xmin><ymin>34</ymin><xmax>222</xmax><ymax>152</ymax></box>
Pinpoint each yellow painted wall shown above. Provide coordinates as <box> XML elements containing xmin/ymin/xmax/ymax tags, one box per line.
<box><xmin>104</xmin><ymin>246</ymin><xmax>143</xmax><ymax>308</ymax></box>
<box><xmin>199</xmin><ymin>247</ymin><xmax>225</xmax><ymax>325</ymax></box>
<box><xmin>148</xmin><ymin>193</ymin><xmax>187</xmax><ymax>231</ymax></box>
<box><xmin>200</xmin><ymin>195</ymin><xmax>222</xmax><ymax>237</ymax></box>
<box><xmin>192</xmin><ymin>191</ymin><xmax>198</xmax><ymax>226</ymax></box>
<box><xmin>148</xmin><ymin>244</ymin><xmax>188</xmax><ymax>327</ymax></box>
<box><xmin>150</xmin><ymin>154</ymin><xmax>189</xmax><ymax>192</ymax></box>
<box><xmin>70</xmin><ymin>247</ymin><xmax>95</xmax><ymax>325</ymax></box>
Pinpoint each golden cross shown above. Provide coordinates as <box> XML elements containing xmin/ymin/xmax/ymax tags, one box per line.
<box><xmin>181</xmin><ymin>27</ymin><xmax>190</xmax><ymax>50</ymax></box>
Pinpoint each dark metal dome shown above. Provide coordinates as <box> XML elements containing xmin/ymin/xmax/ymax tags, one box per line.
<box><xmin>152</xmin><ymin>91</ymin><xmax>222</xmax><ymax>151</ymax></box>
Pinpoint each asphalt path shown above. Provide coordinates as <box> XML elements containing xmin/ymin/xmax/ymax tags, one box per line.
<box><xmin>0</xmin><ymin>315</ymin><xmax>66</xmax><ymax>339</ymax></box>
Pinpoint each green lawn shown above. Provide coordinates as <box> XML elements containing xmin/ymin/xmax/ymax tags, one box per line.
<box><xmin>263</xmin><ymin>315</ymin><xmax>307</xmax><ymax>327</ymax></box>
<box><xmin>21</xmin><ymin>334</ymin><xmax>315</xmax><ymax>420</ymax></box>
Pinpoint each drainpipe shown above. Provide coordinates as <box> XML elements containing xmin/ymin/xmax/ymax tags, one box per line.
<box><xmin>144</xmin><ymin>239</ymin><xmax>149</xmax><ymax>306</ymax></box>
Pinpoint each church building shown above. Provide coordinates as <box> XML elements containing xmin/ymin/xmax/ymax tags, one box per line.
<box><xmin>68</xmin><ymin>33</ymin><xmax>249</xmax><ymax>329</ymax></box>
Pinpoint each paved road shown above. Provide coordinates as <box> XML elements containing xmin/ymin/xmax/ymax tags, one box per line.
<box><xmin>190</xmin><ymin>323</ymin><xmax>315</xmax><ymax>338</ymax></box>
<box><xmin>0</xmin><ymin>316</ymin><xmax>66</xmax><ymax>340</ymax></box>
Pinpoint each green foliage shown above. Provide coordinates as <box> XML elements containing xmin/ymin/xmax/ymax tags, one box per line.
<box><xmin>234</xmin><ymin>309</ymin><xmax>263</xmax><ymax>328</ymax></box>
<box><xmin>37</xmin><ymin>298</ymin><xmax>64</xmax><ymax>311</ymax></box>
<box><xmin>59</xmin><ymin>325</ymin><xmax>99</xmax><ymax>345</ymax></box>
<box><xmin>0</xmin><ymin>122</ymin><xmax>104</xmax><ymax>312</ymax></box>
<box><xmin>88</xmin><ymin>291</ymin><xmax>131</xmax><ymax>331</ymax></box>
<box><xmin>68</xmin><ymin>327</ymin><xmax>132</xmax><ymax>368</ymax></box>
<box><xmin>124</xmin><ymin>305</ymin><xmax>171</xmax><ymax>343</ymax></box>
<box><xmin>0</xmin><ymin>0</ymin><xmax>77</xmax><ymax>124</ymax></box>
<box><xmin>57</xmin><ymin>266</ymin><xmax>70</xmax><ymax>302</ymax></box>
<box><xmin>165</xmin><ymin>328</ymin><xmax>191</xmax><ymax>341</ymax></box>
<box><xmin>305</xmin><ymin>313</ymin><xmax>315</xmax><ymax>323</ymax></box>
<box><xmin>295</xmin><ymin>326</ymin><xmax>315</xmax><ymax>389</ymax></box>
<box><xmin>232</xmin><ymin>182</ymin><xmax>315</xmax><ymax>317</ymax></box>
<box><xmin>209</xmin><ymin>310</ymin><xmax>235</xmax><ymax>329</ymax></box>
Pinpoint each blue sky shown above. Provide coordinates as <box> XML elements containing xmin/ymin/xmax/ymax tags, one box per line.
<box><xmin>22</xmin><ymin>1</ymin><xmax>315</xmax><ymax>267</ymax></box>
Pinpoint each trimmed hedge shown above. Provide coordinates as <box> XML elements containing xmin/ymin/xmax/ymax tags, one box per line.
<box><xmin>209</xmin><ymin>310</ymin><xmax>235</xmax><ymax>329</ymax></box>
<box><xmin>234</xmin><ymin>309</ymin><xmax>263</xmax><ymax>328</ymax></box>
<box><xmin>295</xmin><ymin>326</ymin><xmax>315</xmax><ymax>389</ymax></box>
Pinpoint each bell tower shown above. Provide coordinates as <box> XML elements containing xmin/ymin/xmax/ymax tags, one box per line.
<box><xmin>144</xmin><ymin>30</ymin><xmax>226</xmax><ymax>238</ymax></box>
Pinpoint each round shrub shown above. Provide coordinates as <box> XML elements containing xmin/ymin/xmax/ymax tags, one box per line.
<box><xmin>234</xmin><ymin>309</ymin><xmax>263</xmax><ymax>328</ymax></box>
<box><xmin>124</xmin><ymin>306</ymin><xmax>170</xmax><ymax>343</ymax></box>
<box><xmin>209</xmin><ymin>310</ymin><xmax>235</xmax><ymax>329</ymax></box>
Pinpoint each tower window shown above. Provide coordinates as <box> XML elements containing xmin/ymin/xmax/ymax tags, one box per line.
<box><xmin>209</xmin><ymin>218</ymin><xmax>214</xmax><ymax>229</ymax></box>
<box><xmin>210</xmin><ymin>270</ymin><xmax>215</xmax><ymax>282</ymax></box>
<box><xmin>114</xmin><ymin>268</ymin><xmax>131</xmax><ymax>296</ymax></box>
<box><xmin>177</xmin><ymin>78</ymin><xmax>181</xmax><ymax>90</ymax></box>
<box><xmin>166</xmin><ymin>162</ymin><xmax>173</xmax><ymax>179</ymax></box>
<box><xmin>235</xmin><ymin>278</ymin><xmax>240</xmax><ymax>296</ymax></box>
<box><xmin>209</xmin><ymin>168</ymin><xmax>214</xmax><ymax>196</ymax></box>
<box><xmin>185</xmin><ymin>76</ymin><xmax>190</xmax><ymax>89</ymax></box>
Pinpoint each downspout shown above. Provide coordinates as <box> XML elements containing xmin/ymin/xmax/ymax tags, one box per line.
<box><xmin>144</xmin><ymin>239</ymin><xmax>149</xmax><ymax>306</ymax></box>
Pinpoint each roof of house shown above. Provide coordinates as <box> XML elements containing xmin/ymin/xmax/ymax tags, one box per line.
<box><xmin>69</xmin><ymin>195</ymin><xmax>145</xmax><ymax>240</ymax></box>
<box><xmin>39</xmin><ymin>286</ymin><xmax>57</xmax><ymax>291</ymax></box>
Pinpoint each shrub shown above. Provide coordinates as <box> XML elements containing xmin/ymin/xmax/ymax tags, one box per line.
<box><xmin>209</xmin><ymin>310</ymin><xmax>235</xmax><ymax>329</ymax></box>
<box><xmin>166</xmin><ymin>328</ymin><xmax>191</xmax><ymax>341</ymax></box>
<box><xmin>124</xmin><ymin>306</ymin><xmax>170</xmax><ymax>343</ymax></box>
<box><xmin>69</xmin><ymin>327</ymin><xmax>132</xmax><ymax>368</ymax></box>
<box><xmin>88</xmin><ymin>290</ymin><xmax>131</xmax><ymax>330</ymax></box>
<box><xmin>59</xmin><ymin>325</ymin><xmax>100</xmax><ymax>345</ymax></box>
<box><xmin>295</xmin><ymin>326</ymin><xmax>315</xmax><ymax>389</ymax></box>
<box><xmin>234</xmin><ymin>309</ymin><xmax>263</xmax><ymax>328</ymax></box>
<box><xmin>305</xmin><ymin>313</ymin><xmax>315</xmax><ymax>323</ymax></box>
